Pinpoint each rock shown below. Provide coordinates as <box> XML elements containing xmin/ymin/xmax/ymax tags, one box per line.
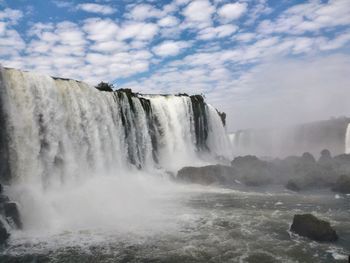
<box><xmin>177</xmin><ymin>165</ymin><xmax>236</xmax><ymax>185</ymax></box>
<box><xmin>318</xmin><ymin>149</ymin><xmax>334</xmax><ymax>169</ymax></box>
<box><xmin>231</xmin><ymin>155</ymin><xmax>274</xmax><ymax>186</ymax></box>
<box><xmin>290</xmin><ymin>214</ymin><xmax>338</xmax><ymax>242</ymax></box>
<box><xmin>0</xmin><ymin>219</ymin><xmax>9</xmax><ymax>245</ymax></box>
<box><xmin>332</xmin><ymin>175</ymin><xmax>350</xmax><ymax>194</ymax></box>
<box><xmin>285</xmin><ymin>180</ymin><xmax>301</xmax><ymax>192</ymax></box>
<box><xmin>0</xmin><ymin>194</ymin><xmax>9</xmax><ymax>203</ymax></box>
<box><xmin>4</xmin><ymin>202</ymin><xmax>22</xmax><ymax>229</ymax></box>
<box><xmin>301</xmin><ymin>152</ymin><xmax>316</xmax><ymax>163</ymax></box>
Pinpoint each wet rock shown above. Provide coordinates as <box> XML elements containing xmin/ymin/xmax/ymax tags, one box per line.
<box><xmin>4</xmin><ymin>202</ymin><xmax>22</xmax><ymax>229</ymax></box>
<box><xmin>0</xmin><ymin>195</ymin><xmax>9</xmax><ymax>203</ymax></box>
<box><xmin>231</xmin><ymin>155</ymin><xmax>274</xmax><ymax>186</ymax></box>
<box><xmin>95</xmin><ymin>82</ymin><xmax>114</xmax><ymax>92</ymax></box>
<box><xmin>290</xmin><ymin>214</ymin><xmax>338</xmax><ymax>242</ymax></box>
<box><xmin>318</xmin><ymin>149</ymin><xmax>334</xmax><ymax>169</ymax></box>
<box><xmin>285</xmin><ymin>180</ymin><xmax>301</xmax><ymax>192</ymax></box>
<box><xmin>0</xmin><ymin>219</ymin><xmax>9</xmax><ymax>245</ymax></box>
<box><xmin>332</xmin><ymin>175</ymin><xmax>350</xmax><ymax>194</ymax></box>
<box><xmin>177</xmin><ymin>165</ymin><xmax>236</xmax><ymax>185</ymax></box>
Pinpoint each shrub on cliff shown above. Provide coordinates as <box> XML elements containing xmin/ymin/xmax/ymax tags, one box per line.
<box><xmin>95</xmin><ymin>82</ymin><xmax>114</xmax><ymax>92</ymax></box>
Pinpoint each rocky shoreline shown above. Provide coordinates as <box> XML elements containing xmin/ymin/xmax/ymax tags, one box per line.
<box><xmin>176</xmin><ymin>150</ymin><xmax>350</xmax><ymax>245</ymax></box>
<box><xmin>176</xmin><ymin>150</ymin><xmax>350</xmax><ymax>194</ymax></box>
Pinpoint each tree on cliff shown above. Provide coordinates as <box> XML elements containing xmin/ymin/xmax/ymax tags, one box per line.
<box><xmin>95</xmin><ymin>82</ymin><xmax>115</xmax><ymax>92</ymax></box>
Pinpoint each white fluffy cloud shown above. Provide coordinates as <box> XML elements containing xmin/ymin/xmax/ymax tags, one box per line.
<box><xmin>158</xmin><ymin>16</ymin><xmax>179</xmax><ymax>27</ymax></box>
<box><xmin>258</xmin><ymin>0</ymin><xmax>350</xmax><ymax>35</ymax></box>
<box><xmin>77</xmin><ymin>3</ymin><xmax>116</xmax><ymax>15</ymax></box>
<box><xmin>183</xmin><ymin>0</ymin><xmax>215</xmax><ymax>28</ymax></box>
<box><xmin>152</xmin><ymin>40</ymin><xmax>191</xmax><ymax>57</ymax></box>
<box><xmin>218</xmin><ymin>2</ymin><xmax>247</xmax><ymax>21</ymax></box>
<box><xmin>128</xmin><ymin>4</ymin><xmax>163</xmax><ymax>21</ymax></box>
<box><xmin>117</xmin><ymin>22</ymin><xmax>159</xmax><ymax>41</ymax></box>
<box><xmin>0</xmin><ymin>8</ymin><xmax>23</xmax><ymax>24</ymax></box>
<box><xmin>198</xmin><ymin>24</ymin><xmax>238</xmax><ymax>40</ymax></box>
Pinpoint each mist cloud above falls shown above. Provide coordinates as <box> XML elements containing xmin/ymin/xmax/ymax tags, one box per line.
<box><xmin>220</xmin><ymin>54</ymin><xmax>350</xmax><ymax>131</ymax></box>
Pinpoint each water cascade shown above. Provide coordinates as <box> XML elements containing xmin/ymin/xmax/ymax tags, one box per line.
<box><xmin>0</xmin><ymin>67</ymin><xmax>232</xmax><ymax>236</ymax></box>
<box><xmin>346</xmin><ymin>123</ymin><xmax>350</xmax><ymax>154</ymax></box>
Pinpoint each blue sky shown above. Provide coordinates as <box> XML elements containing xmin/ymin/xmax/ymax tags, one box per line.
<box><xmin>1</xmin><ymin>0</ymin><xmax>350</xmax><ymax>130</ymax></box>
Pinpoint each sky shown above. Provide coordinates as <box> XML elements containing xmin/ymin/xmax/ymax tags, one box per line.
<box><xmin>0</xmin><ymin>0</ymin><xmax>350</xmax><ymax>131</ymax></box>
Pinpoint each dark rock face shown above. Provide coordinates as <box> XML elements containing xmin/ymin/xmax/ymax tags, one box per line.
<box><xmin>95</xmin><ymin>82</ymin><xmax>114</xmax><ymax>92</ymax></box>
<box><xmin>0</xmin><ymin>69</ymin><xmax>11</xmax><ymax>183</ymax></box>
<box><xmin>0</xmin><ymin>183</ymin><xmax>23</xmax><ymax>246</ymax></box>
<box><xmin>332</xmin><ymin>175</ymin><xmax>350</xmax><ymax>194</ymax></box>
<box><xmin>4</xmin><ymin>202</ymin><xmax>22</xmax><ymax>229</ymax></box>
<box><xmin>285</xmin><ymin>180</ymin><xmax>301</xmax><ymax>192</ymax></box>
<box><xmin>290</xmin><ymin>214</ymin><xmax>338</xmax><ymax>242</ymax></box>
<box><xmin>190</xmin><ymin>95</ymin><xmax>209</xmax><ymax>151</ymax></box>
<box><xmin>0</xmin><ymin>220</ymin><xmax>9</xmax><ymax>245</ymax></box>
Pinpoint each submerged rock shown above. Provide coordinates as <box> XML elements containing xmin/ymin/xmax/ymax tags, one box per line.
<box><xmin>332</xmin><ymin>175</ymin><xmax>350</xmax><ymax>194</ymax></box>
<box><xmin>290</xmin><ymin>214</ymin><xmax>338</xmax><ymax>242</ymax></box>
<box><xmin>4</xmin><ymin>202</ymin><xmax>22</xmax><ymax>229</ymax></box>
<box><xmin>177</xmin><ymin>165</ymin><xmax>236</xmax><ymax>185</ymax></box>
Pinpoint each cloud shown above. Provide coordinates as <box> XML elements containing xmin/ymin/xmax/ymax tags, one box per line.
<box><xmin>152</xmin><ymin>40</ymin><xmax>191</xmax><ymax>57</ymax></box>
<box><xmin>77</xmin><ymin>3</ymin><xmax>116</xmax><ymax>15</ymax></box>
<box><xmin>218</xmin><ymin>2</ymin><xmax>247</xmax><ymax>21</ymax></box>
<box><xmin>52</xmin><ymin>0</ymin><xmax>74</xmax><ymax>9</ymax></box>
<box><xmin>158</xmin><ymin>16</ymin><xmax>179</xmax><ymax>27</ymax></box>
<box><xmin>223</xmin><ymin>54</ymin><xmax>350</xmax><ymax>130</ymax></box>
<box><xmin>183</xmin><ymin>0</ymin><xmax>215</xmax><ymax>28</ymax></box>
<box><xmin>257</xmin><ymin>0</ymin><xmax>350</xmax><ymax>35</ymax></box>
<box><xmin>127</xmin><ymin>4</ymin><xmax>162</xmax><ymax>21</ymax></box>
<box><xmin>117</xmin><ymin>22</ymin><xmax>158</xmax><ymax>41</ymax></box>
<box><xmin>198</xmin><ymin>24</ymin><xmax>238</xmax><ymax>40</ymax></box>
<box><xmin>83</xmin><ymin>18</ymin><xmax>119</xmax><ymax>42</ymax></box>
<box><xmin>0</xmin><ymin>8</ymin><xmax>23</xmax><ymax>24</ymax></box>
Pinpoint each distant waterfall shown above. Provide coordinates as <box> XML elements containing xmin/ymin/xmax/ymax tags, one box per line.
<box><xmin>0</xmin><ymin>67</ymin><xmax>232</xmax><ymax>187</ymax></box>
<box><xmin>346</xmin><ymin>123</ymin><xmax>350</xmax><ymax>154</ymax></box>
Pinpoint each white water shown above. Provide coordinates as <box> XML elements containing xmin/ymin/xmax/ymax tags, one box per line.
<box><xmin>346</xmin><ymin>123</ymin><xmax>350</xmax><ymax>154</ymax></box>
<box><xmin>0</xmin><ymin>67</ymin><xmax>232</xmax><ymax>237</ymax></box>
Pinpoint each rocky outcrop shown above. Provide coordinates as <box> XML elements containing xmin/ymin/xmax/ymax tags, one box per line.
<box><xmin>332</xmin><ymin>175</ymin><xmax>350</xmax><ymax>194</ymax></box>
<box><xmin>177</xmin><ymin>165</ymin><xmax>236</xmax><ymax>185</ymax></box>
<box><xmin>290</xmin><ymin>214</ymin><xmax>338</xmax><ymax>242</ymax></box>
<box><xmin>3</xmin><ymin>202</ymin><xmax>22</xmax><ymax>229</ymax></box>
<box><xmin>231</xmin><ymin>155</ymin><xmax>274</xmax><ymax>186</ymax></box>
<box><xmin>0</xmin><ymin>183</ymin><xmax>22</xmax><ymax>246</ymax></box>
<box><xmin>285</xmin><ymin>180</ymin><xmax>301</xmax><ymax>192</ymax></box>
<box><xmin>0</xmin><ymin>220</ymin><xmax>9</xmax><ymax>245</ymax></box>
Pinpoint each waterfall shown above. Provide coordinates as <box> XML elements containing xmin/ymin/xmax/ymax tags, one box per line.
<box><xmin>0</xmin><ymin>67</ymin><xmax>232</xmax><ymax>187</ymax></box>
<box><xmin>346</xmin><ymin>123</ymin><xmax>350</xmax><ymax>154</ymax></box>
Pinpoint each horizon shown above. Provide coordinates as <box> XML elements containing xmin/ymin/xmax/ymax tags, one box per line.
<box><xmin>1</xmin><ymin>0</ymin><xmax>350</xmax><ymax>130</ymax></box>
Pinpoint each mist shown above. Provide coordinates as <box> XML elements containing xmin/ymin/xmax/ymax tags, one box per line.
<box><xmin>221</xmin><ymin>53</ymin><xmax>350</xmax><ymax>132</ymax></box>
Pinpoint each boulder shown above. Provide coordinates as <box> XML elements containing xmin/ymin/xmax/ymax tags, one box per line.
<box><xmin>290</xmin><ymin>214</ymin><xmax>338</xmax><ymax>242</ymax></box>
<box><xmin>0</xmin><ymin>219</ymin><xmax>9</xmax><ymax>245</ymax></box>
<box><xmin>318</xmin><ymin>149</ymin><xmax>334</xmax><ymax>169</ymax></box>
<box><xmin>231</xmin><ymin>155</ymin><xmax>274</xmax><ymax>186</ymax></box>
<box><xmin>4</xmin><ymin>202</ymin><xmax>22</xmax><ymax>229</ymax></box>
<box><xmin>285</xmin><ymin>180</ymin><xmax>301</xmax><ymax>192</ymax></box>
<box><xmin>177</xmin><ymin>165</ymin><xmax>236</xmax><ymax>185</ymax></box>
<box><xmin>332</xmin><ymin>175</ymin><xmax>350</xmax><ymax>194</ymax></box>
